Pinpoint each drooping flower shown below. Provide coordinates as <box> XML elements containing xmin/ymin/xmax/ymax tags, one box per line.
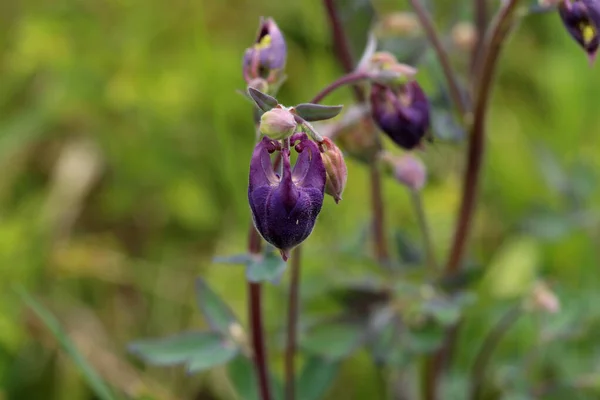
<box><xmin>381</xmin><ymin>152</ymin><xmax>427</xmax><ymax>191</ymax></box>
<box><xmin>243</xmin><ymin>17</ymin><xmax>287</xmax><ymax>83</ymax></box>
<box><xmin>248</xmin><ymin>135</ymin><xmax>326</xmax><ymax>260</ymax></box>
<box><xmin>558</xmin><ymin>0</ymin><xmax>600</xmax><ymax>62</ymax></box>
<box><xmin>370</xmin><ymin>80</ymin><xmax>431</xmax><ymax>150</ymax></box>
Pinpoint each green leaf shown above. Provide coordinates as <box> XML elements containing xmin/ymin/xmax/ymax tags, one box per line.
<box><xmin>246</xmin><ymin>250</ymin><xmax>287</xmax><ymax>283</ymax></box>
<box><xmin>227</xmin><ymin>355</ymin><xmax>284</xmax><ymax>400</ymax></box>
<box><xmin>406</xmin><ymin>322</ymin><xmax>445</xmax><ymax>354</ymax></box>
<box><xmin>186</xmin><ymin>342</ymin><xmax>238</xmax><ymax>373</ymax></box>
<box><xmin>17</xmin><ymin>287</ymin><xmax>117</xmax><ymax>400</ymax></box>
<box><xmin>301</xmin><ymin>322</ymin><xmax>365</xmax><ymax>361</ymax></box>
<box><xmin>213</xmin><ymin>254</ymin><xmax>253</xmax><ymax>265</ymax></box>
<box><xmin>129</xmin><ymin>331</ymin><xmax>238</xmax><ymax>373</ymax></box>
<box><xmin>296</xmin><ymin>356</ymin><xmax>340</xmax><ymax>400</ymax></box>
<box><xmin>195</xmin><ymin>278</ymin><xmax>239</xmax><ymax>335</ymax></box>
<box><xmin>248</xmin><ymin>87</ymin><xmax>279</xmax><ymax>112</ymax></box>
<box><xmin>294</xmin><ymin>104</ymin><xmax>343</xmax><ymax>122</ymax></box>
<box><xmin>421</xmin><ymin>298</ymin><xmax>462</xmax><ymax>326</ymax></box>
<box><xmin>228</xmin><ymin>356</ymin><xmax>259</xmax><ymax>400</ymax></box>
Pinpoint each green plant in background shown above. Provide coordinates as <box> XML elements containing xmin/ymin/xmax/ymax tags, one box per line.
<box><xmin>10</xmin><ymin>0</ymin><xmax>600</xmax><ymax>399</ymax></box>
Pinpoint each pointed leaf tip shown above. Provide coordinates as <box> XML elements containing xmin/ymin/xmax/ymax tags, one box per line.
<box><xmin>294</xmin><ymin>103</ymin><xmax>343</xmax><ymax>121</ymax></box>
<box><xmin>248</xmin><ymin>87</ymin><xmax>279</xmax><ymax>111</ymax></box>
<box><xmin>195</xmin><ymin>278</ymin><xmax>239</xmax><ymax>335</ymax></box>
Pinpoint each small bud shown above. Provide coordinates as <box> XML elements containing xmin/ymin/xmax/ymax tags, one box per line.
<box><xmin>376</xmin><ymin>12</ymin><xmax>421</xmax><ymax>37</ymax></box>
<box><xmin>370</xmin><ymin>81</ymin><xmax>431</xmax><ymax>150</ymax></box>
<box><xmin>319</xmin><ymin>138</ymin><xmax>348</xmax><ymax>203</ymax></box>
<box><xmin>248</xmin><ymin>136</ymin><xmax>326</xmax><ymax>260</ymax></box>
<box><xmin>243</xmin><ymin>17</ymin><xmax>287</xmax><ymax>83</ymax></box>
<box><xmin>527</xmin><ymin>281</ymin><xmax>560</xmax><ymax>314</ymax></box>
<box><xmin>558</xmin><ymin>0</ymin><xmax>600</xmax><ymax>63</ymax></box>
<box><xmin>382</xmin><ymin>152</ymin><xmax>427</xmax><ymax>191</ymax></box>
<box><xmin>451</xmin><ymin>22</ymin><xmax>477</xmax><ymax>53</ymax></box>
<box><xmin>259</xmin><ymin>108</ymin><xmax>297</xmax><ymax>139</ymax></box>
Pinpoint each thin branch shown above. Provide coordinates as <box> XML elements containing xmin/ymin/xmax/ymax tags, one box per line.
<box><xmin>284</xmin><ymin>247</ymin><xmax>302</xmax><ymax>400</ymax></box>
<box><xmin>310</xmin><ymin>71</ymin><xmax>370</xmax><ymax>104</ymax></box>
<box><xmin>322</xmin><ymin>0</ymin><xmax>365</xmax><ymax>102</ymax></box>
<box><xmin>247</xmin><ymin>226</ymin><xmax>272</xmax><ymax>400</ymax></box>
<box><xmin>410</xmin><ymin>190</ymin><xmax>438</xmax><ymax>273</ymax></box>
<box><xmin>469</xmin><ymin>306</ymin><xmax>523</xmax><ymax>400</ymax></box>
<box><xmin>445</xmin><ymin>0</ymin><xmax>523</xmax><ymax>276</ymax></box>
<box><xmin>409</xmin><ymin>0</ymin><xmax>469</xmax><ymax>120</ymax></box>
<box><xmin>471</xmin><ymin>0</ymin><xmax>488</xmax><ymax>74</ymax></box>
<box><xmin>322</xmin><ymin>0</ymin><xmax>390</xmax><ymax>265</ymax></box>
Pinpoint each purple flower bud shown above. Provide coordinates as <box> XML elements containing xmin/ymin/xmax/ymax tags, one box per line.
<box><xmin>319</xmin><ymin>137</ymin><xmax>348</xmax><ymax>204</ymax></box>
<box><xmin>382</xmin><ymin>152</ymin><xmax>427</xmax><ymax>191</ymax></box>
<box><xmin>558</xmin><ymin>0</ymin><xmax>600</xmax><ymax>62</ymax></box>
<box><xmin>243</xmin><ymin>17</ymin><xmax>287</xmax><ymax>83</ymax></box>
<box><xmin>370</xmin><ymin>81</ymin><xmax>431</xmax><ymax>150</ymax></box>
<box><xmin>259</xmin><ymin>108</ymin><xmax>297</xmax><ymax>140</ymax></box>
<box><xmin>248</xmin><ymin>136</ymin><xmax>326</xmax><ymax>260</ymax></box>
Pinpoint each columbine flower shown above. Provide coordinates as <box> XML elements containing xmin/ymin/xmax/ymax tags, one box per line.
<box><xmin>370</xmin><ymin>80</ymin><xmax>431</xmax><ymax>150</ymax></box>
<box><xmin>243</xmin><ymin>17</ymin><xmax>287</xmax><ymax>83</ymax></box>
<box><xmin>319</xmin><ymin>137</ymin><xmax>348</xmax><ymax>203</ymax></box>
<box><xmin>248</xmin><ymin>135</ymin><xmax>325</xmax><ymax>261</ymax></box>
<box><xmin>558</xmin><ymin>0</ymin><xmax>600</xmax><ymax>62</ymax></box>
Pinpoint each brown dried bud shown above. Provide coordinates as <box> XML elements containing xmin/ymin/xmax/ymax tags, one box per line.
<box><xmin>319</xmin><ymin>137</ymin><xmax>348</xmax><ymax>204</ymax></box>
<box><xmin>451</xmin><ymin>22</ymin><xmax>478</xmax><ymax>53</ymax></box>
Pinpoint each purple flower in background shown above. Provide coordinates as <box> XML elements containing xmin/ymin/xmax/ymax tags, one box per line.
<box><xmin>248</xmin><ymin>135</ymin><xmax>326</xmax><ymax>261</ymax></box>
<box><xmin>370</xmin><ymin>81</ymin><xmax>430</xmax><ymax>150</ymax></box>
<box><xmin>243</xmin><ymin>17</ymin><xmax>287</xmax><ymax>83</ymax></box>
<box><xmin>559</xmin><ymin>0</ymin><xmax>600</xmax><ymax>62</ymax></box>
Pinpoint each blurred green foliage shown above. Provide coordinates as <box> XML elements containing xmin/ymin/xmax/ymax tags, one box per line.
<box><xmin>2</xmin><ymin>0</ymin><xmax>600</xmax><ymax>399</ymax></box>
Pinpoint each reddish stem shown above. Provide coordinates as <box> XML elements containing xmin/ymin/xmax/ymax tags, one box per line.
<box><xmin>247</xmin><ymin>226</ymin><xmax>272</xmax><ymax>400</ymax></box>
<box><xmin>322</xmin><ymin>0</ymin><xmax>390</xmax><ymax>264</ymax></box>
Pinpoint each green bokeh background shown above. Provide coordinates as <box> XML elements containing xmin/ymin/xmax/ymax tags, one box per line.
<box><xmin>1</xmin><ymin>0</ymin><xmax>600</xmax><ymax>399</ymax></box>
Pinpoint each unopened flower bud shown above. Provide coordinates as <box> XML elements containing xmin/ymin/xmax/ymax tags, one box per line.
<box><xmin>558</xmin><ymin>0</ymin><xmax>600</xmax><ymax>63</ymax></box>
<box><xmin>376</xmin><ymin>12</ymin><xmax>421</xmax><ymax>37</ymax></box>
<box><xmin>382</xmin><ymin>152</ymin><xmax>427</xmax><ymax>191</ymax></box>
<box><xmin>451</xmin><ymin>22</ymin><xmax>477</xmax><ymax>53</ymax></box>
<box><xmin>259</xmin><ymin>108</ymin><xmax>297</xmax><ymax>140</ymax></box>
<box><xmin>248</xmin><ymin>136</ymin><xmax>326</xmax><ymax>261</ymax></box>
<box><xmin>370</xmin><ymin>81</ymin><xmax>431</xmax><ymax>150</ymax></box>
<box><xmin>319</xmin><ymin>137</ymin><xmax>347</xmax><ymax>204</ymax></box>
<box><xmin>526</xmin><ymin>281</ymin><xmax>560</xmax><ymax>314</ymax></box>
<box><xmin>243</xmin><ymin>17</ymin><xmax>287</xmax><ymax>83</ymax></box>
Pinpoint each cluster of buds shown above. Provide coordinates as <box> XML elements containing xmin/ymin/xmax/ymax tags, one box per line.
<box><xmin>246</xmin><ymin>86</ymin><xmax>347</xmax><ymax>261</ymax></box>
<box><xmin>243</xmin><ymin>17</ymin><xmax>287</xmax><ymax>89</ymax></box>
<box><xmin>366</xmin><ymin>52</ymin><xmax>431</xmax><ymax>151</ymax></box>
<box><xmin>557</xmin><ymin>0</ymin><xmax>600</xmax><ymax>62</ymax></box>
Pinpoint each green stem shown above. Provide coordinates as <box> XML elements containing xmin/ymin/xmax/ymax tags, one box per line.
<box><xmin>469</xmin><ymin>306</ymin><xmax>522</xmax><ymax>400</ymax></box>
<box><xmin>410</xmin><ymin>190</ymin><xmax>438</xmax><ymax>273</ymax></box>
